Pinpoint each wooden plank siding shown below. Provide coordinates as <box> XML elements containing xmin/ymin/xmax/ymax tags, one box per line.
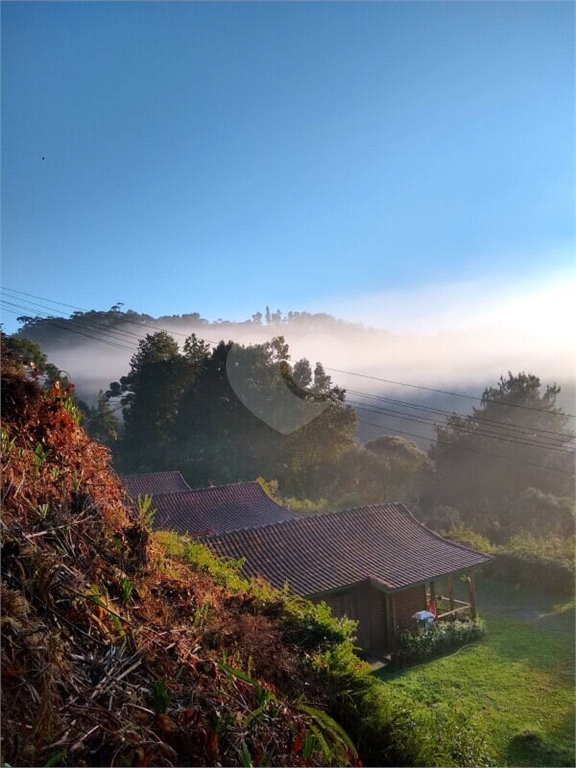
<box><xmin>391</xmin><ymin>584</ymin><xmax>428</xmax><ymax>632</ymax></box>
<box><xmin>314</xmin><ymin>582</ymin><xmax>428</xmax><ymax>656</ymax></box>
<box><xmin>313</xmin><ymin>582</ymin><xmax>388</xmax><ymax>656</ymax></box>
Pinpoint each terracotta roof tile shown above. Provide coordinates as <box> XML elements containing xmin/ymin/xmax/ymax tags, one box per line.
<box><xmin>149</xmin><ymin>481</ymin><xmax>296</xmax><ymax>535</ymax></box>
<box><xmin>202</xmin><ymin>503</ymin><xmax>491</xmax><ymax>594</ymax></box>
<box><xmin>121</xmin><ymin>471</ymin><xmax>192</xmax><ymax>496</ymax></box>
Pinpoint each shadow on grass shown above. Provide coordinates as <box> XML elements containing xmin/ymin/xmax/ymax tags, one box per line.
<box><xmin>474</xmin><ymin>574</ymin><xmax>574</xmax><ymax>618</ymax></box>
<box><xmin>506</xmin><ymin>725</ymin><xmax>576</xmax><ymax>768</ymax></box>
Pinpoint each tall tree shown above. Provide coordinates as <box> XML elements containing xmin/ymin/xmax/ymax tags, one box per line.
<box><xmin>175</xmin><ymin>338</ymin><xmax>358</xmax><ymax>493</ymax></box>
<box><xmin>429</xmin><ymin>372</ymin><xmax>575</xmax><ymax>534</ymax></box>
<box><xmin>107</xmin><ymin>331</ymin><xmax>208</xmax><ymax>470</ymax></box>
<box><xmin>80</xmin><ymin>390</ymin><xmax>120</xmax><ymax>447</ymax></box>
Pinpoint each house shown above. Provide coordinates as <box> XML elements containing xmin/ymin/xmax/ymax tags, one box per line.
<box><xmin>121</xmin><ymin>470</ymin><xmax>192</xmax><ymax>497</ymax></box>
<box><xmin>123</xmin><ymin>479</ymin><xmax>296</xmax><ymax>536</ymax></box>
<box><xmin>202</xmin><ymin>503</ymin><xmax>491</xmax><ymax>657</ymax></box>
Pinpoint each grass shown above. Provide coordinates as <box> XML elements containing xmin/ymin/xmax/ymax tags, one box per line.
<box><xmin>374</xmin><ymin>575</ymin><xmax>575</xmax><ymax>767</ymax></box>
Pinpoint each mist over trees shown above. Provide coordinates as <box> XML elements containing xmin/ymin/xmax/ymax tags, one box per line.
<box><xmin>9</xmin><ymin>311</ymin><xmax>575</xmax><ymax>547</ymax></box>
<box><xmin>427</xmin><ymin>373</ymin><xmax>575</xmax><ymax>540</ymax></box>
<box><xmin>106</xmin><ymin>331</ymin><xmax>360</xmax><ymax>497</ymax></box>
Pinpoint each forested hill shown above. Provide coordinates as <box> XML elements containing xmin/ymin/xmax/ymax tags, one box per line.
<box><xmin>12</xmin><ymin>306</ymin><xmax>575</xmax><ymax>452</ymax></box>
<box><xmin>15</xmin><ymin>307</ymin><xmax>376</xmax><ymax>349</ymax></box>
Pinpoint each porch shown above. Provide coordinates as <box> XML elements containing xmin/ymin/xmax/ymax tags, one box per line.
<box><xmin>317</xmin><ymin>570</ymin><xmax>478</xmax><ymax>660</ymax></box>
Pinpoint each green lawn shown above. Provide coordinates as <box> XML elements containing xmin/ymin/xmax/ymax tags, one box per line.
<box><xmin>375</xmin><ymin>576</ymin><xmax>575</xmax><ymax>767</ymax></box>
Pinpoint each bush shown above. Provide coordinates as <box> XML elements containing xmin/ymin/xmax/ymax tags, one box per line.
<box><xmin>440</xmin><ymin>524</ymin><xmax>496</xmax><ymax>555</ymax></box>
<box><xmin>489</xmin><ymin>535</ymin><xmax>575</xmax><ymax>595</ymax></box>
<box><xmin>395</xmin><ymin>618</ymin><xmax>487</xmax><ymax>666</ymax></box>
<box><xmin>443</xmin><ymin>525</ymin><xmax>575</xmax><ymax>596</ymax></box>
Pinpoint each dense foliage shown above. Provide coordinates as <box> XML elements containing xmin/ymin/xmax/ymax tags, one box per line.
<box><xmin>2</xmin><ymin>334</ymin><xmax>415</xmax><ymax>768</ymax></box>
<box><xmin>428</xmin><ymin>373</ymin><xmax>575</xmax><ymax>539</ymax></box>
<box><xmin>104</xmin><ymin>331</ymin><xmax>361</xmax><ymax>497</ymax></box>
<box><xmin>443</xmin><ymin>526</ymin><xmax>575</xmax><ymax>596</ymax></box>
<box><xmin>395</xmin><ymin>619</ymin><xmax>487</xmax><ymax>666</ymax></box>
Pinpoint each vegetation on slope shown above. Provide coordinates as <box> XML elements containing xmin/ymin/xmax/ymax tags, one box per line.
<box><xmin>1</xmin><ymin>335</ymin><xmax>378</xmax><ymax>767</ymax></box>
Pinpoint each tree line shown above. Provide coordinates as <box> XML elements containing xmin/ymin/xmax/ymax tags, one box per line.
<box><xmin>6</xmin><ymin>327</ymin><xmax>574</xmax><ymax>545</ymax></box>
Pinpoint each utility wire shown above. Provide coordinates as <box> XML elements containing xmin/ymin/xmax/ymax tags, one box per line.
<box><xmin>5</xmin><ymin>284</ymin><xmax>573</xmax><ymax>420</ymax></box>
<box><xmin>1</xmin><ymin>290</ymin><xmax>158</xmax><ymax>348</ymax></box>
<box><xmin>0</xmin><ymin>303</ymin><xmax>139</xmax><ymax>353</ymax></box>
<box><xmin>3</xmin><ymin>288</ymin><xmax>575</xmax><ymax>456</ymax></box>
<box><xmin>4</xmin><ymin>284</ymin><xmax>573</xmax><ymax>417</ymax></box>
<box><xmin>3</xmin><ymin>296</ymin><xmax>574</xmax><ymax>472</ymax></box>
<box><xmin>1</xmin><ymin>286</ymin><xmax>221</xmax><ymax>346</ymax></box>
<box><xmin>327</xmin><ymin>367</ymin><xmax>575</xmax><ymax>419</ymax></box>
<box><xmin>348</xmin><ymin>399</ymin><xmax>575</xmax><ymax>455</ymax></box>
<box><xmin>357</xmin><ymin>418</ymin><xmax>574</xmax><ymax>475</ymax></box>
<box><xmin>347</xmin><ymin>389</ymin><xmax>574</xmax><ymax>441</ymax></box>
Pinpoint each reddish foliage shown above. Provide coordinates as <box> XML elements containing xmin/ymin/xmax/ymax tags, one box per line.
<box><xmin>1</xmin><ymin>336</ymin><xmax>360</xmax><ymax>768</ymax></box>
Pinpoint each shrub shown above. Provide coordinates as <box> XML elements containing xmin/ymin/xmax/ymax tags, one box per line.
<box><xmin>489</xmin><ymin>535</ymin><xmax>575</xmax><ymax>595</ymax></box>
<box><xmin>395</xmin><ymin>618</ymin><xmax>487</xmax><ymax>666</ymax></box>
<box><xmin>440</xmin><ymin>524</ymin><xmax>496</xmax><ymax>555</ymax></box>
<box><xmin>443</xmin><ymin>525</ymin><xmax>575</xmax><ymax>596</ymax></box>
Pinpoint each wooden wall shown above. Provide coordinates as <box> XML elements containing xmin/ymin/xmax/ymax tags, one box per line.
<box><xmin>392</xmin><ymin>584</ymin><xmax>427</xmax><ymax>631</ymax></box>
<box><xmin>311</xmin><ymin>581</ymin><xmax>428</xmax><ymax>657</ymax></box>
<box><xmin>313</xmin><ymin>582</ymin><xmax>388</xmax><ymax>656</ymax></box>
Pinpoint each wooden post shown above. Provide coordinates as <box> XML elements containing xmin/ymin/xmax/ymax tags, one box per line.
<box><xmin>390</xmin><ymin>593</ymin><xmax>398</xmax><ymax>649</ymax></box>
<box><xmin>384</xmin><ymin>593</ymin><xmax>395</xmax><ymax>652</ymax></box>
<box><xmin>467</xmin><ymin>571</ymin><xmax>477</xmax><ymax>620</ymax></box>
<box><xmin>429</xmin><ymin>580</ymin><xmax>436</xmax><ymax>603</ymax></box>
<box><xmin>447</xmin><ymin>574</ymin><xmax>455</xmax><ymax>621</ymax></box>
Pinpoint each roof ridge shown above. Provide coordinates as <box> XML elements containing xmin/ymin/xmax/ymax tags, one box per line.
<box><xmin>121</xmin><ymin>470</ymin><xmax>185</xmax><ymax>479</ymax></box>
<box><xmin>150</xmin><ymin>480</ymin><xmax>281</xmax><ymax>502</ymax></box>
<box><xmin>201</xmin><ymin>501</ymin><xmax>409</xmax><ymax>541</ymax></box>
<box><xmin>185</xmin><ymin>479</ymin><xmax>261</xmax><ymax>492</ymax></box>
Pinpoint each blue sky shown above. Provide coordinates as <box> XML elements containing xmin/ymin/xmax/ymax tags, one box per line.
<box><xmin>1</xmin><ymin>1</ymin><xmax>574</xmax><ymax>335</ymax></box>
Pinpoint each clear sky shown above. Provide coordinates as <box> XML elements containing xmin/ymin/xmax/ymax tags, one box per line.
<box><xmin>1</xmin><ymin>1</ymin><xmax>574</xmax><ymax>335</ymax></box>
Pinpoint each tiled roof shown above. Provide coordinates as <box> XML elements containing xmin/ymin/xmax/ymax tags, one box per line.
<box><xmin>202</xmin><ymin>503</ymin><xmax>491</xmax><ymax>595</ymax></box>
<box><xmin>121</xmin><ymin>471</ymin><xmax>192</xmax><ymax>497</ymax></box>
<box><xmin>149</xmin><ymin>481</ymin><xmax>296</xmax><ymax>536</ymax></box>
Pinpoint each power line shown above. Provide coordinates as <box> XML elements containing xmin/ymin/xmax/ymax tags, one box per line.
<box><xmin>5</xmin><ymin>284</ymin><xmax>573</xmax><ymax>419</ymax></box>
<box><xmin>357</xmin><ymin>418</ymin><xmax>574</xmax><ymax>475</ymax></box>
<box><xmin>0</xmin><ymin>303</ymin><xmax>139</xmax><ymax>353</ymax></box>
<box><xmin>349</xmin><ymin>398</ymin><xmax>573</xmax><ymax>454</ymax></box>
<box><xmin>1</xmin><ymin>294</ymin><xmax>148</xmax><ymax>349</ymax></box>
<box><xmin>1</xmin><ymin>286</ymin><xmax>221</xmax><ymax>346</ymax></box>
<box><xmin>348</xmin><ymin>399</ymin><xmax>575</xmax><ymax>456</ymax></box>
<box><xmin>327</xmin><ymin>367</ymin><xmax>575</xmax><ymax>419</ymax></box>
<box><xmin>3</xmin><ymin>288</ymin><xmax>575</xmax><ymax>455</ymax></box>
<box><xmin>347</xmin><ymin>389</ymin><xmax>574</xmax><ymax>441</ymax></box>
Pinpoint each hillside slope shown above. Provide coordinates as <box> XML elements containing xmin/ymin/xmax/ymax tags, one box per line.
<box><xmin>1</xmin><ymin>336</ymin><xmax>366</xmax><ymax>767</ymax></box>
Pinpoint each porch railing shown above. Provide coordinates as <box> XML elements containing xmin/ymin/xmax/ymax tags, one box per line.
<box><xmin>434</xmin><ymin>595</ymin><xmax>473</xmax><ymax>621</ymax></box>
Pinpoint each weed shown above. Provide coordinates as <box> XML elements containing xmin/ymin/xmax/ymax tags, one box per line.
<box><xmin>136</xmin><ymin>494</ymin><xmax>156</xmax><ymax>528</ymax></box>
<box><xmin>120</xmin><ymin>578</ymin><xmax>134</xmax><ymax>605</ymax></box>
<box><xmin>33</xmin><ymin>444</ymin><xmax>51</xmax><ymax>475</ymax></box>
<box><xmin>61</xmin><ymin>397</ymin><xmax>81</xmax><ymax>425</ymax></box>
<box><xmin>37</xmin><ymin>503</ymin><xmax>50</xmax><ymax>519</ymax></box>
<box><xmin>151</xmin><ymin>676</ymin><xmax>171</xmax><ymax>715</ymax></box>
<box><xmin>1</xmin><ymin>428</ymin><xmax>17</xmax><ymax>457</ymax></box>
